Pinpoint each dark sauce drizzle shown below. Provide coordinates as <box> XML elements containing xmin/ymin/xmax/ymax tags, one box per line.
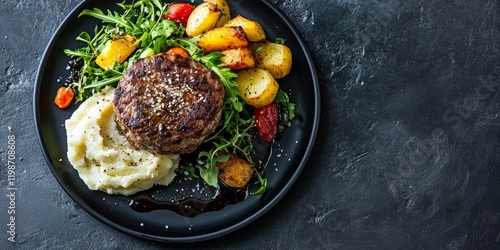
<box><xmin>128</xmin><ymin>104</ymin><xmax>291</xmax><ymax>217</ymax></box>
<box><xmin>130</xmin><ymin>184</ymin><xmax>248</xmax><ymax>218</ymax></box>
<box><xmin>64</xmin><ymin>57</ymin><xmax>292</xmax><ymax>218</ymax></box>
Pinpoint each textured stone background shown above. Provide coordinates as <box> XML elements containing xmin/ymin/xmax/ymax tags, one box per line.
<box><xmin>1</xmin><ymin>0</ymin><xmax>500</xmax><ymax>249</ymax></box>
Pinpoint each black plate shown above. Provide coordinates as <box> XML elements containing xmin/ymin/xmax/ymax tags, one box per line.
<box><xmin>34</xmin><ymin>0</ymin><xmax>320</xmax><ymax>243</ymax></box>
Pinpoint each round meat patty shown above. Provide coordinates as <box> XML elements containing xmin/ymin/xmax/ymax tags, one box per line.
<box><xmin>113</xmin><ymin>53</ymin><xmax>225</xmax><ymax>154</ymax></box>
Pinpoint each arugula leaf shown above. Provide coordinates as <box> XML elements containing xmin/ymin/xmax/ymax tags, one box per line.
<box><xmin>200</xmin><ymin>54</ymin><xmax>244</xmax><ymax>112</ymax></box>
<box><xmin>275</xmin><ymin>90</ymin><xmax>296</xmax><ymax>125</ymax></box>
<box><xmin>80</xmin><ymin>8</ymin><xmax>134</xmax><ymax>31</ymax></box>
<box><xmin>198</xmin><ymin>151</ymin><xmax>230</xmax><ymax>187</ymax></box>
<box><xmin>66</xmin><ymin>2</ymin><xmax>174</xmax><ymax>102</ymax></box>
<box><xmin>252</xmin><ymin>173</ymin><xmax>268</xmax><ymax>195</ymax></box>
<box><xmin>197</xmin><ymin>109</ymin><xmax>255</xmax><ymax>187</ymax></box>
<box><xmin>177</xmin><ymin>164</ymin><xmax>200</xmax><ymax>178</ymax></box>
<box><xmin>275</xmin><ymin>37</ymin><xmax>286</xmax><ymax>44</ymax></box>
<box><xmin>64</xmin><ymin>0</ymin><xmax>295</xmax><ymax>194</ymax></box>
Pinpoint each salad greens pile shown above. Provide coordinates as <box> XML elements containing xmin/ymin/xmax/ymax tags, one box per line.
<box><xmin>64</xmin><ymin>0</ymin><xmax>295</xmax><ymax>194</ymax></box>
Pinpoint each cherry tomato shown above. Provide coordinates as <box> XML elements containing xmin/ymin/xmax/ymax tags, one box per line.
<box><xmin>254</xmin><ymin>103</ymin><xmax>279</xmax><ymax>141</ymax></box>
<box><xmin>166</xmin><ymin>47</ymin><xmax>190</xmax><ymax>58</ymax></box>
<box><xmin>54</xmin><ymin>86</ymin><xmax>75</xmax><ymax>109</ymax></box>
<box><xmin>165</xmin><ymin>3</ymin><xmax>195</xmax><ymax>27</ymax></box>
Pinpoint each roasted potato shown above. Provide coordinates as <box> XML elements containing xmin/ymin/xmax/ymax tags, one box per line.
<box><xmin>220</xmin><ymin>47</ymin><xmax>255</xmax><ymax>70</ymax></box>
<box><xmin>204</xmin><ymin>0</ymin><xmax>231</xmax><ymax>27</ymax></box>
<box><xmin>217</xmin><ymin>152</ymin><xmax>254</xmax><ymax>188</ymax></box>
<box><xmin>250</xmin><ymin>41</ymin><xmax>292</xmax><ymax>79</ymax></box>
<box><xmin>235</xmin><ymin>68</ymin><xmax>279</xmax><ymax>108</ymax></box>
<box><xmin>224</xmin><ymin>15</ymin><xmax>266</xmax><ymax>42</ymax></box>
<box><xmin>185</xmin><ymin>2</ymin><xmax>221</xmax><ymax>37</ymax></box>
<box><xmin>96</xmin><ymin>35</ymin><xmax>138</xmax><ymax>69</ymax></box>
<box><xmin>197</xmin><ymin>26</ymin><xmax>249</xmax><ymax>53</ymax></box>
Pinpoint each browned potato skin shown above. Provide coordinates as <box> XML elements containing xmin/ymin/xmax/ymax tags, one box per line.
<box><xmin>185</xmin><ymin>2</ymin><xmax>221</xmax><ymax>37</ymax></box>
<box><xmin>220</xmin><ymin>47</ymin><xmax>256</xmax><ymax>70</ymax></box>
<box><xmin>217</xmin><ymin>152</ymin><xmax>254</xmax><ymax>188</ymax></box>
<box><xmin>250</xmin><ymin>41</ymin><xmax>293</xmax><ymax>79</ymax></box>
<box><xmin>224</xmin><ymin>15</ymin><xmax>266</xmax><ymax>42</ymax></box>
<box><xmin>197</xmin><ymin>26</ymin><xmax>249</xmax><ymax>53</ymax></box>
<box><xmin>204</xmin><ymin>0</ymin><xmax>231</xmax><ymax>27</ymax></box>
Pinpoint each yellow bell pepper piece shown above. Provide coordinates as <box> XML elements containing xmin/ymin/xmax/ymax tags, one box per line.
<box><xmin>96</xmin><ymin>35</ymin><xmax>138</xmax><ymax>69</ymax></box>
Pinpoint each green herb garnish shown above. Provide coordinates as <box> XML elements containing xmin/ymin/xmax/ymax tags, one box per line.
<box><xmin>64</xmin><ymin>0</ymin><xmax>296</xmax><ymax>194</ymax></box>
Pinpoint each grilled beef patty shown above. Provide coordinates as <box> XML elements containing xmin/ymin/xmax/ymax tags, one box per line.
<box><xmin>113</xmin><ymin>53</ymin><xmax>225</xmax><ymax>154</ymax></box>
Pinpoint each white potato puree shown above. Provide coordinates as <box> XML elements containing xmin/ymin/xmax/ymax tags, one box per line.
<box><xmin>65</xmin><ymin>86</ymin><xmax>179</xmax><ymax>196</ymax></box>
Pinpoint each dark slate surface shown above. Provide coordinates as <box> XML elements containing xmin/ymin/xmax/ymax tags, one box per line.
<box><xmin>1</xmin><ymin>0</ymin><xmax>499</xmax><ymax>249</ymax></box>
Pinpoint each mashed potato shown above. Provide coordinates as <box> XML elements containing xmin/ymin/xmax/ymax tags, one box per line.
<box><xmin>65</xmin><ymin>86</ymin><xmax>179</xmax><ymax>196</ymax></box>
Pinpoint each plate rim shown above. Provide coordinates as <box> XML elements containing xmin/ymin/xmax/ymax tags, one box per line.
<box><xmin>33</xmin><ymin>0</ymin><xmax>321</xmax><ymax>243</ymax></box>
